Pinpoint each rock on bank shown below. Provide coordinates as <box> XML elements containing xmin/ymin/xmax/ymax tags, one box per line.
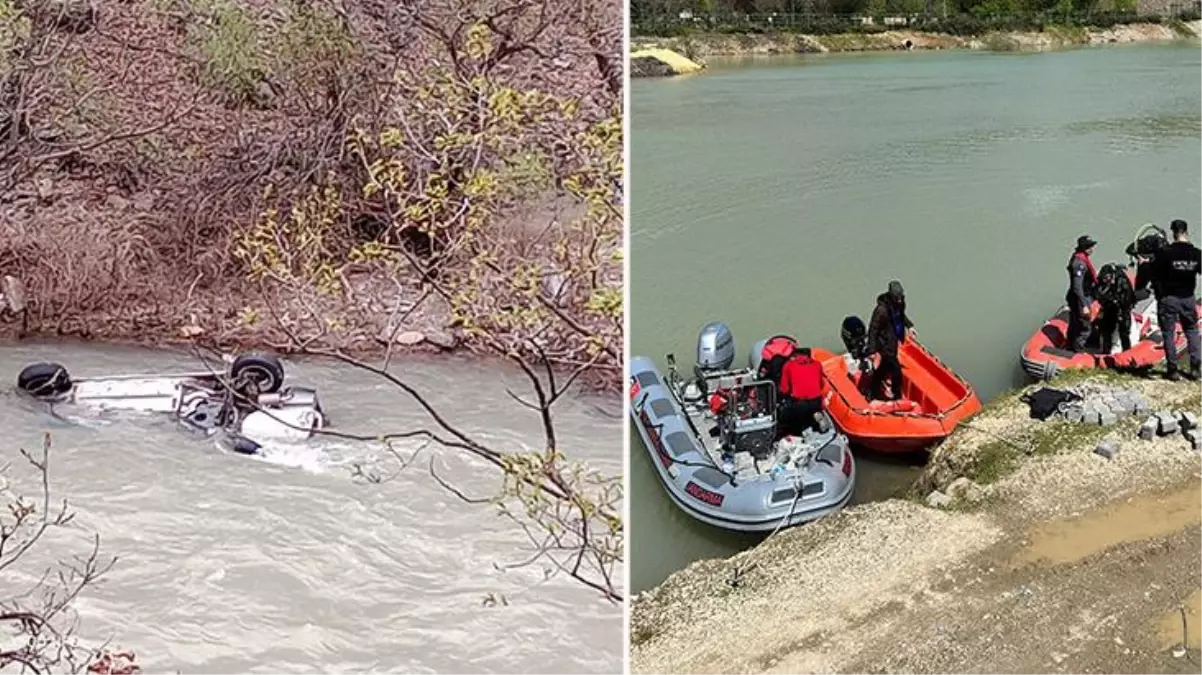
<box><xmin>630</xmin><ymin>48</ymin><xmax>706</xmax><ymax>77</ymax></box>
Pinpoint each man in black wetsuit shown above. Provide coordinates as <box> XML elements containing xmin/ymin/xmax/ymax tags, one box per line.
<box><xmin>1093</xmin><ymin>262</ymin><xmax>1136</xmax><ymax>355</ymax></box>
<box><xmin>1065</xmin><ymin>235</ymin><xmax>1098</xmax><ymax>353</ymax></box>
<box><xmin>1142</xmin><ymin>220</ymin><xmax>1201</xmax><ymax>381</ymax></box>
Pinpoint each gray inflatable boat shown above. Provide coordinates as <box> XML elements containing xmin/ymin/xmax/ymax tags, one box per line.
<box><xmin>630</xmin><ymin>321</ymin><xmax>856</xmax><ymax>533</ymax></box>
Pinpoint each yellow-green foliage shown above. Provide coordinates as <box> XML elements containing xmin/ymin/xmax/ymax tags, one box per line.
<box><xmin>236</xmin><ymin>20</ymin><xmax>623</xmax><ymax>358</ymax></box>
<box><xmin>0</xmin><ymin>0</ymin><xmax>31</xmax><ymax>79</ymax></box>
<box><xmin>233</xmin><ymin>183</ymin><xmax>345</xmax><ymax>296</ymax></box>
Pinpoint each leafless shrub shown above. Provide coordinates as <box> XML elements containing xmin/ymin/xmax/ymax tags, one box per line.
<box><xmin>0</xmin><ymin>433</ymin><xmax>139</xmax><ymax>674</ymax></box>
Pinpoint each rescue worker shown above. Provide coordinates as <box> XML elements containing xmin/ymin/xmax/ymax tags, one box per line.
<box><xmin>777</xmin><ymin>347</ymin><xmax>824</xmax><ymax>435</ymax></box>
<box><xmin>1142</xmin><ymin>219</ymin><xmax>1201</xmax><ymax>381</ymax></box>
<box><xmin>1066</xmin><ymin>235</ymin><xmax>1098</xmax><ymax>353</ymax></box>
<box><xmin>866</xmin><ymin>280</ymin><xmax>913</xmax><ymax>401</ymax></box>
<box><xmin>1093</xmin><ymin>262</ymin><xmax>1135</xmax><ymax>355</ymax></box>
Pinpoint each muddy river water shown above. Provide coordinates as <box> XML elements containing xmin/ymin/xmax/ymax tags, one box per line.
<box><xmin>0</xmin><ymin>341</ymin><xmax>623</xmax><ymax>673</ymax></box>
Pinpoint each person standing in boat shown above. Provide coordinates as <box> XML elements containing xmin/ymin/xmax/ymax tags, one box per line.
<box><xmin>867</xmin><ymin>280</ymin><xmax>913</xmax><ymax>401</ymax></box>
<box><xmin>1141</xmin><ymin>219</ymin><xmax>1201</xmax><ymax>381</ymax></box>
<box><xmin>777</xmin><ymin>347</ymin><xmax>825</xmax><ymax>434</ymax></box>
<box><xmin>1065</xmin><ymin>235</ymin><xmax>1098</xmax><ymax>353</ymax></box>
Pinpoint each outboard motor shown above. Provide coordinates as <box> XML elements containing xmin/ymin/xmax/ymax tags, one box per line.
<box><xmin>841</xmin><ymin>316</ymin><xmax>869</xmax><ymax>361</ymax></box>
<box><xmin>692</xmin><ymin>321</ymin><xmax>735</xmax><ymax>401</ymax></box>
<box><xmin>696</xmin><ymin>321</ymin><xmax>735</xmax><ymax>373</ymax></box>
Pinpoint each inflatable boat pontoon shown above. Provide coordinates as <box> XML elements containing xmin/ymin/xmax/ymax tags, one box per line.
<box><xmin>15</xmin><ymin>353</ymin><xmax>324</xmax><ymax>452</ymax></box>
<box><xmin>1020</xmin><ymin>291</ymin><xmax>1197</xmax><ymax>381</ymax></box>
<box><xmin>630</xmin><ymin>322</ymin><xmax>856</xmax><ymax>533</ymax></box>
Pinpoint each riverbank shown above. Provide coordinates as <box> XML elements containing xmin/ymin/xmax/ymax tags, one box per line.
<box><xmin>0</xmin><ymin>0</ymin><xmax>621</xmax><ymax>392</ymax></box>
<box><xmin>631</xmin><ymin>370</ymin><xmax>1202</xmax><ymax>673</ymax></box>
<box><xmin>630</xmin><ymin>19</ymin><xmax>1201</xmax><ymax>63</ymax></box>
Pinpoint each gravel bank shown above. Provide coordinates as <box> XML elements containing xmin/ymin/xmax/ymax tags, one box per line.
<box><xmin>631</xmin><ymin>371</ymin><xmax>1202</xmax><ymax>674</ymax></box>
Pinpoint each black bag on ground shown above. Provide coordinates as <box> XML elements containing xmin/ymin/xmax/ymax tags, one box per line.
<box><xmin>1020</xmin><ymin>387</ymin><xmax>1082</xmax><ymax>421</ymax></box>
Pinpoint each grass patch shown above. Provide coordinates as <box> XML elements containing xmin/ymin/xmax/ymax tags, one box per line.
<box><xmin>631</xmin><ymin>623</ymin><xmax>658</xmax><ymax>648</ymax></box>
<box><xmin>966</xmin><ymin>416</ymin><xmax>1134</xmax><ymax>485</ymax></box>
<box><xmin>971</xmin><ymin>438</ymin><xmax>1022</xmax><ymax>484</ymax></box>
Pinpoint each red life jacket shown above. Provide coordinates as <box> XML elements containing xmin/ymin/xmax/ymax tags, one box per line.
<box><xmin>780</xmin><ymin>352</ymin><xmax>823</xmax><ymax>401</ymax></box>
<box><xmin>709</xmin><ymin>389</ymin><xmax>729</xmax><ymax>416</ymax></box>
<box><xmin>1072</xmin><ymin>251</ymin><xmax>1098</xmax><ymax>284</ymax></box>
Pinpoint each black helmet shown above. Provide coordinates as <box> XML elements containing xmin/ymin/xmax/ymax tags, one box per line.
<box><xmin>1076</xmin><ymin>235</ymin><xmax>1098</xmax><ymax>251</ymax></box>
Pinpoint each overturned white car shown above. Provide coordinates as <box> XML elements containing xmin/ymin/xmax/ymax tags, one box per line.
<box><xmin>16</xmin><ymin>353</ymin><xmax>325</xmax><ymax>454</ymax></box>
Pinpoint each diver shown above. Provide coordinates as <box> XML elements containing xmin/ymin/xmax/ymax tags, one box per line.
<box><xmin>777</xmin><ymin>347</ymin><xmax>824</xmax><ymax>435</ymax></box>
<box><xmin>1093</xmin><ymin>262</ymin><xmax>1135</xmax><ymax>355</ymax></box>
<box><xmin>1141</xmin><ymin>220</ymin><xmax>1201</xmax><ymax>381</ymax></box>
<box><xmin>866</xmin><ymin>280</ymin><xmax>912</xmax><ymax>401</ymax></box>
<box><xmin>1065</xmin><ymin>235</ymin><xmax>1098</xmax><ymax>353</ymax></box>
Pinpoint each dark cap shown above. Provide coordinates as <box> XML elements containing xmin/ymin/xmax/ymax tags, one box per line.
<box><xmin>887</xmin><ymin>280</ymin><xmax>904</xmax><ymax>299</ymax></box>
<box><xmin>1076</xmin><ymin>235</ymin><xmax>1097</xmax><ymax>251</ymax></box>
<box><xmin>1171</xmin><ymin>219</ymin><xmax>1188</xmax><ymax>235</ymax></box>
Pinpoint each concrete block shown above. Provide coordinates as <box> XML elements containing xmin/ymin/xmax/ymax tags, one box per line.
<box><xmin>1094</xmin><ymin>440</ymin><xmax>1119</xmax><ymax>460</ymax></box>
<box><xmin>1098</xmin><ymin>410</ymin><xmax>1117</xmax><ymax>426</ymax></box>
<box><xmin>1156</xmin><ymin>411</ymin><xmax>1179</xmax><ymax>436</ymax></box>
<box><xmin>1065</xmin><ymin>407</ymin><xmax>1085</xmax><ymax>424</ymax></box>
<box><xmin>1133</xmin><ymin>399</ymin><xmax>1151</xmax><ymax>415</ymax></box>
<box><xmin>1179</xmin><ymin>411</ymin><xmax>1198</xmax><ymax>431</ymax></box>
<box><xmin>1139</xmin><ymin>418</ymin><xmax>1158</xmax><ymax>440</ymax></box>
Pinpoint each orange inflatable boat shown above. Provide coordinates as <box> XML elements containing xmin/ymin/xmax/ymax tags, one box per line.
<box><xmin>1019</xmin><ymin>292</ymin><xmax>1198</xmax><ymax>381</ymax></box>
<box><xmin>812</xmin><ymin>340</ymin><xmax>983</xmax><ymax>454</ymax></box>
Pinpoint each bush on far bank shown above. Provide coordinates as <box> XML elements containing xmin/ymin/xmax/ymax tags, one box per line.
<box><xmin>632</xmin><ymin>8</ymin><xmax>1197</xmax><ymax>37</ymax></box>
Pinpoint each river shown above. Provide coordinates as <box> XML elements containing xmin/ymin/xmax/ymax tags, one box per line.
<box><xmin>0</xmin><ymin>341</ymin><xmax>623</xmax><ymax>673</ymax></box>
<box><xmin>629</xmin><ymin>44</ymin><xmax>1202</xmax><ymax>593</ymax></box>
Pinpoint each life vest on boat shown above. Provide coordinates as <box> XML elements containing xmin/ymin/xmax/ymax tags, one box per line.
<box><xmin>757</xmin><ymin>335</ymin><xmax>797</xmax><ymax>386</ymax></box>
<box><xmin>780</xmin><ymin>351</ymin><xmax>823</xmax><ymax>401</ymax></box>
<box><xmin>709</xmin><ymin>387</ymin><xmax>730</xmax><ymax>415</ymax></box>
<box><xmin>868</xmin><ymin>398</ymin><xmax>918</xmax><ymax>414</ymax></box>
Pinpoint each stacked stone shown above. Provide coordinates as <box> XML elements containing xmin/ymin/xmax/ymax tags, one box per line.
<box><xmin>1136</xmin><ymin>409</ymin><xmax>1198</xmax><ymax>451</ymax></box>
<box><xmin>1060</xmin><ymin>386</ymin><xmax>1151</xmax><ymax>427</ymax></box>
